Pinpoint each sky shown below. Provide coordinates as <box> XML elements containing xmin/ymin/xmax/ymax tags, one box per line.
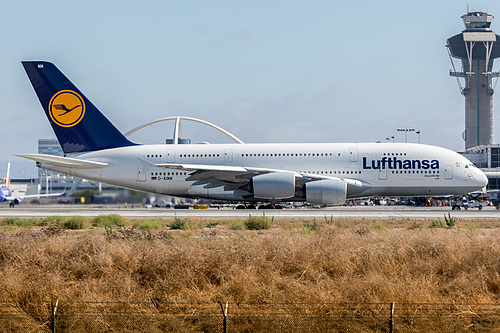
<box><xmin>1</xmin><ymin>1</ymin><xmax>500</xmax><ymax>178</ymax></box>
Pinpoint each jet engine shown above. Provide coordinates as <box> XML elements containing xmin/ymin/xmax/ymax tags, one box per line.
<box><xmin>252</xmin><ymin>172</ymin><xmax>295</xmax><ymax>200</ymax></box>
<box><xmin>305</xmin><ymin>179</ymin><xmax>346</xmax><ymax>205</ymax></box>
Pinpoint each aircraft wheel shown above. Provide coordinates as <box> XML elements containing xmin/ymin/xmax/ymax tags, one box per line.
<box><xmin>479</xmin><ymin>205</ymin><xmax>483</xmax><ymax>210</ymax></box>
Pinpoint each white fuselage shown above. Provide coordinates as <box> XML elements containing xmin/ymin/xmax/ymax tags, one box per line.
<box><xmin>38</xmin><ymin>142</ymin><xmax>488</xmax><ymax>202</ymax></box>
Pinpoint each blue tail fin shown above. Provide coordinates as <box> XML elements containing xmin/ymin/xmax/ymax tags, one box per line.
<box><xmin>22</xmin><ymin>61</ymin><xmax>136</xmax><ymax>153</ymax></box>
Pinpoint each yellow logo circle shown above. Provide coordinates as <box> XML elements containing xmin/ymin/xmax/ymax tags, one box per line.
<box><xmin>49</xmin><ymin>90</ymin><xmax>85</xmax><ymax>127</ymax></box>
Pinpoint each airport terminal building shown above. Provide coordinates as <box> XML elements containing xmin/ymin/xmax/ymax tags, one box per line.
<box><xmin>461</xmin><ymin>145</ymin><xmax>500</xmax><ymax>190</ymax></box>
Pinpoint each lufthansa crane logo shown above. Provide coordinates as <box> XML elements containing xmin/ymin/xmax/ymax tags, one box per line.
<box><xmin>48</xmin><ymin>90</ymin><xmax>85</xmax><ymax>127</ymax></box>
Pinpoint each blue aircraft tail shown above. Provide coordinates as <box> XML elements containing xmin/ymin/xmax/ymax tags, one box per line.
<box><xmin>22</xmin><ymin>61</ymin><xmax>135</xmax><ymax>153</ymax></box>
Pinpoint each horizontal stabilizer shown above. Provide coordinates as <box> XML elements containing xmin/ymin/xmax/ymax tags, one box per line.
<box><xmin>16</xmin><ymin>154</ymin><xmax>110</xmax><ymax>169</ymax></box>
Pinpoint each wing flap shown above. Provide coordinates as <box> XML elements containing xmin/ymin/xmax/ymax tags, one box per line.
<box><xmin>154</xmin><ymin>163</ymin><xmax>247</xmax><ymax>173</ymax></box>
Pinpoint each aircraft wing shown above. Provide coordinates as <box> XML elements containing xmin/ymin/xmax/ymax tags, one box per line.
<box><xmin>151</xmin><ymin>162</ymin><xmax>295</xmax><ymax>190</ymax></box>
<box><xmin>5</xmin><ymin>192</ymin><xmax>65</xmax><ymax>201</ymax></box>
<box><xmin>149</xmin><ymin>161</ymin><xmax>368</xmax><ymax>191</ymax></box>
<box><xmin>16</xmin><ymin>154</ymin><xmax>110</xmax><ymax>168</ymax></box>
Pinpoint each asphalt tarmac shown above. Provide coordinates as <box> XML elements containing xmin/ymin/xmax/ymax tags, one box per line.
<box><xmin>1</xmin><ymin>204</ymin><xmax>499</xmax><ymax>219</ymax></box>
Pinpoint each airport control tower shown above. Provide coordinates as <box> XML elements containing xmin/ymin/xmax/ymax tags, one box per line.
<box><xmin>447</xmin><ymin>10</ymin><xmax>500</xmax><ymax>149</ymax></box>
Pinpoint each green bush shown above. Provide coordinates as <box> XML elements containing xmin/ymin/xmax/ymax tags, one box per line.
<box><xmin>3</xmin><ymin>217</ymin><xmax>44</xmax><ymax>227</ymax></box>
<box><xmin>63</xmin><ymin>216</ymin><xmax>89</xmax><ymax>230</ymax></box>
<box><xmin>93</xmin><ymin>214</ymin><xmax>126</xmax><ymax>228</ymax></box>
<box><xmin>41</xmin><ymin>216</ymin><xmax>89</xmax><ymax>229</ymax></box>
<box><xmin>228</xmin><ymin>219</ymin><xmax>245</xmax><ymax>230</ymax></box>
<box><xmin>42</xmin><ymin>216</ymin><xmax>68</xmax><ymax>226</ymax></box>
<box><xmin>244</xmin><ymin>214</ymin><xmax>272</xmax><ymax>230</ymax></box>
<box><xmin>430</xmin><ymin>219</ymin><xmax>444</xmax><ymax>228</ymax></box>
<box><xmin>170</xmin><ymin>217</ymin><xmax>187</xmax><ymax>230</ymax></box>
<box><xmin>133</xmin><ymin>219</ymin><xmax>162</xmax><ymax>230</ymax></box>
<box><xmin>444</xmin><ymin>213</ymin><xmax>456</xmax><ymax>227</ymax></box>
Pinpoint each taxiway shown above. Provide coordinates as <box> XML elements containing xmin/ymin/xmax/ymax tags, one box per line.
<box><xmin>1</xmin><ymin>205</ymin><xmax>499</xmax><ymax>220</ymax></box>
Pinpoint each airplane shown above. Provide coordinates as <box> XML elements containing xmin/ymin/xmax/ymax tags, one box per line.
<box><xmin>0</xmin><ymin>162</ymin><xmax>64</xmax><ymax>207</ymax></box>
<box><xmin>17</xmin><ymin>61</ymin><xmax>488</xmax><ymax>206</ymax></box>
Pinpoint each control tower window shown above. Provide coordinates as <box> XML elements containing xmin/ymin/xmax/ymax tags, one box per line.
<box><xmin>464</xmin><ymin>21</ymin><xmax>491</xmax><ymax>29</ymax></box>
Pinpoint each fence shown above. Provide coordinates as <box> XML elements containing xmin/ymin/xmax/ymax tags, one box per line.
<box><xmin>0</xmin><ymin>301</ymin><xmax>499</xmax><ymax>332</ymax></box>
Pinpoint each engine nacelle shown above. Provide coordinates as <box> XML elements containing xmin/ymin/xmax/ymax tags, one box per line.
<box><xmin>252</xmin><ymin>172</ymin><xmax>295</xmax><ymax>200</ymax></box>
<box><xmin>13</xmin><ymin>198</ymin><xmax>22</xmax><ymax>205</ymax></box>
<box><xmin>305</xmin><ymin>179</ymin><xmax>346</xmax><ymax>205</ymax></box>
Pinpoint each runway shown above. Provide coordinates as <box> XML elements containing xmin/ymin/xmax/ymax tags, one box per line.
<box><xmin>1</xmin><ymin>204</ymin><xmax>499</xmax><ymax>219</ymax></box>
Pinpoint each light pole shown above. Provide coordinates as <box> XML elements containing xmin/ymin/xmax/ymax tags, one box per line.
<box><xmin>397</xmin><ymin>128</ymin><xmax>415</xmax><ymax>143</ymax></box>
<box><xmin>416</xmin><ymin>130</ymin><xmax>421</xmax><ymax>144</ymax></box>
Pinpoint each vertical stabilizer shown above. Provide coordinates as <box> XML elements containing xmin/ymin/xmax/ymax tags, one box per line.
<box><xmin>22</xmin><ymin>61</ymin><xmax>136</xmax><ymax>153</ymax></box>
<box><xmin>5</xmin><ymin>163</ymin><xmax>10</xmax><ymax>188</ymax></box>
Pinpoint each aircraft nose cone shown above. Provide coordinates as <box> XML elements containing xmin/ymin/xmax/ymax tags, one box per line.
<box><xmin>481</xmin><ymin>172</ymin><xmax>488</xmax><ymax>187</ymax></box>
<box><xmin>475</xmin><ymin>169</ymin><xmax>488</xmax><ymax>188</ymax></box>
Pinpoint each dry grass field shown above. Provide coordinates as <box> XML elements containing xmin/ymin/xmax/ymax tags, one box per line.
<box><xmin>1</xmin><ymin>215</ymin><xmax>500</xmax><ymax>331</ymax></box>
<box><xmin>1</xmin><ymin>214</ymin><xmax>499</xmax><ymax>306</ymax></box>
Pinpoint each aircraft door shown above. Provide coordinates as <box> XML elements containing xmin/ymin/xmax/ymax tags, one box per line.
<box><xmin>444</xmin><ymin>165</ymin><xmax>453</xmax><ymax>180</ymax></box>
<box><xmin>167</xmin><ymin>150</ymin><xmax>175</xmax><ymax>163</ymax></box>
<box><xmin>349</xmin><ymin>148</ymin><xmax>358</xmax><ymax>162</ymax></box>
<box><xmin>137</xmin><ymin>168</ymin><xmax>146</xmax><ymax>182</ymax></box>
<box><xmin>224</xmin><ymin>149</ymin><xmax>233</xmax><ymax>163</ymax></box>
<box><xmin>378</xmin><ymin>169</ymin><xmax>387</xmax><ymax>180</ymax></box>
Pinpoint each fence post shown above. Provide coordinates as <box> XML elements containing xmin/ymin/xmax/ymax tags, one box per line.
<box><xmin>389</xmin><ymin>302</ymin><xmax>395</xmax><ymax>333</ymax></box>
<box><xmin>51</xmin><ymin>299</ymin><xmax>59</xmax><ymax>333</ymax></box>
<box><xmin>219</xmin><ymin>301</ymin><xmax>228</xmax><ymax>333</ymax></box>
